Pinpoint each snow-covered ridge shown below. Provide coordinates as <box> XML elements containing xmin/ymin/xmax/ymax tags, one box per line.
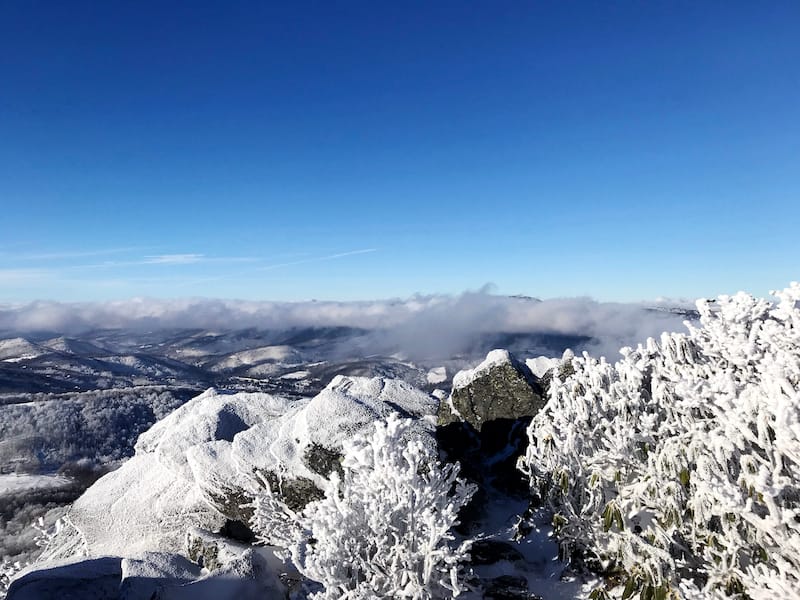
<box><xmin>0</xmin><ymin>338</ymin><xmax>44</xmax><ymax>361</ymax></box>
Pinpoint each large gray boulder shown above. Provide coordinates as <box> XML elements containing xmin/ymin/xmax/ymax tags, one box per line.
<box><xmin>437</xmin><ymin>350</ymin><xmax>546</xmax><ymax>500</ymax></box>
<box><xmin>438</xmin><ymin>350</ymin><xmax>545</xmax><ymax>431</ymax></box>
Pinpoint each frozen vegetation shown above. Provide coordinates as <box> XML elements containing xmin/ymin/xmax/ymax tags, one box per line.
<box><xmin>251</xmin><ymin>415</ymin><xmax>476</xmax><ymax>599</ymax></box>
<box><xmin>0</xmin><ymin>388</ymin><xmax>188</xmax><ymax>472</ymax></box>
<box><xmin>521</xmin><ymin>283</ymin><xmax>800</xmax><ymax>598</ymax></box>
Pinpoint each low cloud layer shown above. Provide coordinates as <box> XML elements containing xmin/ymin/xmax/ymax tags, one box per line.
<box><xmin>0</xmin><ymin>292</ymin><xmax>698</xmax><ymax>360</ymax></box>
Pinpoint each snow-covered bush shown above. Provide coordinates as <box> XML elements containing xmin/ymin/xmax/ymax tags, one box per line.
<box><xmin>251</xmin><ymin>414</ymin><xmax>476</xmax><ymax>599</ymax></box>
<box><xmin>519</xmin><ymin>284</ymin><xmax>800</xmax><ymax>599</ymax></box>
<box><xmin>0</xmin><ymin>388</ymin><xmax>187</xmax><ymax>471</ymax></box>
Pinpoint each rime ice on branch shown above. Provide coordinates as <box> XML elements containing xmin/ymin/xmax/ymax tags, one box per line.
<box><xmin>252</xmin><ymin>414</ymin><xmax>476</xmax><ymax>600</ymax></box>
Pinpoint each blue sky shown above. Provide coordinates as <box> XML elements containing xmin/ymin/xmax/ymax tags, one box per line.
<box><xmin>1</xmin><ymin>1</ymin><xmax>798</xmax><ymax>303</ymax></box>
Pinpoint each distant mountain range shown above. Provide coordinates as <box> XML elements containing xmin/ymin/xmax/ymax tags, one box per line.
<box><xmin>0</xmin><ymin>326</ymin><xmax>602</xmax><ymax>399</ymax></box>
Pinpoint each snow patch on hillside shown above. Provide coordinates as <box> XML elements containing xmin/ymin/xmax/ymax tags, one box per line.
<box><xmin>211</xmin><ymin>345</ymin><xmax>298</xmax><ymax>371</ymax></box>
<box><xmin>279</xmin><ymin>370</ymin><xmax>309</xmax><ymax>380</ymax></box>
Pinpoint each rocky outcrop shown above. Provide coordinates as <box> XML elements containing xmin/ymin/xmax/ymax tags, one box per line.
<box><xmin>436</xmin><ymin>350</ymin><xmax>546</xmax><ymax>498</ymax></box>
<box><xmin>229</xmin><ymin>375</ymin><xmax>436</xmax><ymax>514</ymax></box>
<box><xmin>438</xmin><ymin>350</ymin><xmax>545</xmax><ymax>431</ymax></box>
<box><xmin>44</xmin><ymin>377</ymin><xmax>437</xmax><ymax>560</ymax></box>
<box><xmin>186</xmin><ymin>528</ymin><xmax>246</xmax><ymax>572</ymax></box>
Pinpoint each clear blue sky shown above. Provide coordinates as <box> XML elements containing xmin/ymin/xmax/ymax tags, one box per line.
<box><xmin>1</xmin><ymin>1</ymin><xmax>798</xmax><ymax>303</ymax></box>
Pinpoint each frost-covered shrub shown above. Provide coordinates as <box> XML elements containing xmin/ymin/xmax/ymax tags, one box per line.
<box><xmin>251</xmin><ymin>414</ymin><xmax>476</xmax><ymax>599</ymax></box>
<box><xmin>0</xmin><ymin>388</ymin><xmax>188</xmax><ymax>471</ymax></box>
<box><xmin>519</xmin><ymin>284</ymin><xmax>800</xmax><ymax>599</ymax></box>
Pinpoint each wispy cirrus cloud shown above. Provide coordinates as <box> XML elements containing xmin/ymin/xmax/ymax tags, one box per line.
<box><xmin>3</xmin><ymin>247</ymin><xmax>371</xmax><ymax>272</ymax></box>
<box><xmin>320</xmin><ymin>248</ymin><xmax>377</xmax><ymax>260</ymax></box>
<box><xmin>158</xmin><ymin>249</ymin><xmax>378</xmax><ymax>289</ymax></box>
<box><xmin>0</xmin><ymin>248</ymin><xmax>381</xmax><ymax>302</ymax></box>
<box><xmin>73</xmin><ymin>254</ymin><xmax>260</xmax><ymax>270</ymax></box>
<box><xmin>6</xmin><ymin>247</ymin><xmax>148</xmax><ymax>262</ymax></box>
<box><xmin>143</xmin><ymin>254</ymin><xmax>205</xmax><ymax>265</ymax></box>
<box><xmin>0</xmin><ymin>268</ymin><xmax>53</xmax><ymax>283</ymax></box>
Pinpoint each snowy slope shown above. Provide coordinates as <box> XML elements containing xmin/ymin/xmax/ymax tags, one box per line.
<box><xmin>0</xmin><ymin>339</ymin><xmax>45</xmax><ymax>362</ymax></box>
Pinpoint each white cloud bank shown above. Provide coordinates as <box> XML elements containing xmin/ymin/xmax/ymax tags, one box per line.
<box><xmin>0</xmin><ymin>292</ymin><xmax>697</xmax><ymax>360</ymax></box>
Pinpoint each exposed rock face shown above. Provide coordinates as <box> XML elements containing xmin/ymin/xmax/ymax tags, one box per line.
<box><xmin>437</xmin><ymin>350</ymin><xmax>545</xmax><ymax>432</ymax></box>
<box><xmin>437</xmin><ymin>350</ymin><xmax>547</xmax><ymax>513</ymax></box>
<box><xmin>303</xmin><ymin>443</ymin><xmax>344</xmax><ymax>479</ymax></box>
<box><xmin>258</xmin><ymin>471</ymin><xmax>325</xmax><ymax>513</ymax></box>
<box><xmin>186</xmin><ymin>527</ymin><xmax>252</xmax><ymax>573</ymax></box>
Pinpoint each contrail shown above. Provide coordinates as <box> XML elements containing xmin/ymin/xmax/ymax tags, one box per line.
<box><xmin>259</xmin><ymin>248</ymin><xmax>378</xmax><ymax>271</ymax></box>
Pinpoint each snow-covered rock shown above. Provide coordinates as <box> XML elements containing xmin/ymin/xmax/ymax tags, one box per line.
<box><xmin>439</xmin><ymin>350</ymin><xmax>544</xmax><ymax>432</ymax></box>
<box><xmin>436</xmin><ymin>350</ymin><xmax>547</xmax><ymax>501</ymax></box>
<box><xmin>45</xmin><ymin>376</ymin><xmax>438</xmax><ymax>560</ymax></box>
<box><xmin>63</xmin><ymin>452</ymin><xmax>226</xmax><ymax>557</ymax></box>
<box><xmin>451</xmin><ymin>349</ymin><xmax>515</xmax><ymax>389</ymax></box>
<box><xmin>230</xmin><ymin>374</ymin><xmax>437</xmax><ymax>510</ymax></box>
<box><xmin>6</xmin><ymin>557</ymin><xmax>123</xmax><ymax>600</ymax></box>
<box><xmin>155</xmin><ymin>547</ymin><xmax>283</xmax><ymax>600</ymax></box>
<box><xmin>118</xmin><ymin>552</ymin><xmax>200</xmax><ymax>599</ymax></box>
<box><xmin>524</xmin><ymin>355</ymin><xmax>557</xmax><ymax>379</ymax></box>
<box><xmin>7</xmin><ymin>548</ymin><xmax>284</xmax><ymax>600</ymax></box>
